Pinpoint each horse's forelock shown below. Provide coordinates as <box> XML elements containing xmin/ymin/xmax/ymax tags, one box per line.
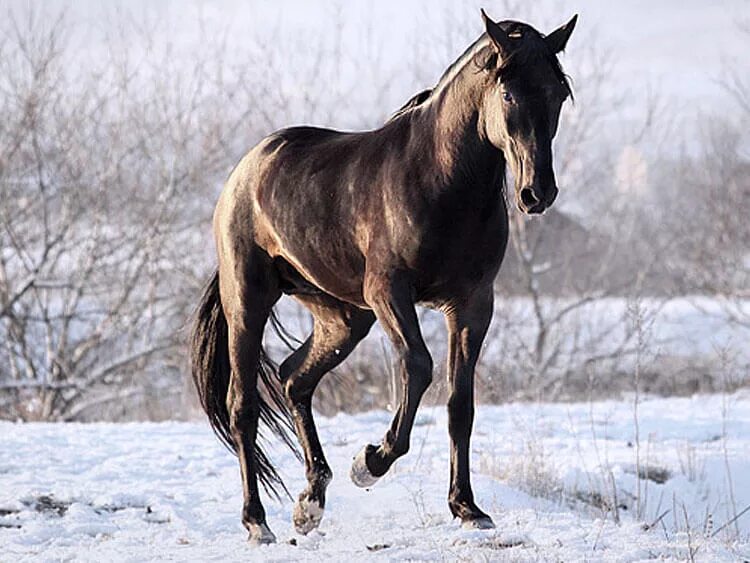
<box><xmin>495</xmin><ymin>32</ymin><xmax>574</xmax><ymax>99</ymax></box>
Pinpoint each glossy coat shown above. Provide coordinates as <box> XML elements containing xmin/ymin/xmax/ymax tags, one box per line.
<box><xmin>191</xmin><ymin>11</ymin><xmax>577</xmax><ymax>543</ymax></box>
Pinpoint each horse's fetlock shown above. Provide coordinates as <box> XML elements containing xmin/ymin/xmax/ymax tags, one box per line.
<box><xmin>391</xmin><ymin>441</ymin><xmax>410</xmax><ymax>458</ymax></box>
<box><xmin>306</xmin><ymin>461</ymin><xmax>332</xmax><ymax>485</ymax></box>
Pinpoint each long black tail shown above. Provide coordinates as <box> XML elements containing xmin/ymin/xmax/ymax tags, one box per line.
<box><xmin>190</xmin><ymin>270</ymin><xmax>299</xmax><ymax>499</ymax></box>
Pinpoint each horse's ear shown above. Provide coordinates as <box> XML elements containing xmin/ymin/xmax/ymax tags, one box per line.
<box><xmin>545</xmin><ymin>14</ymin><xmax>578</xmax><ymax>54</ymax></box>
<box><xmin>481</xmin><ymin>9</ymin><xmax>511</xmax><ymax>54</ymax></box>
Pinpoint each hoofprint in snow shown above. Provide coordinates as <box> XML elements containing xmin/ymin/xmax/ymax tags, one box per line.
<box><xmin>2</xmin><ymin>394</ymin><xmax>750</xmax><ymax>561</ymax></box>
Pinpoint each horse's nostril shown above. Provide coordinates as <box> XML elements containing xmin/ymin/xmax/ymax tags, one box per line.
<box><xmin>520</xmin><ymin>187</ymin><xmax>540</xmax><ymax>209</ymax></box>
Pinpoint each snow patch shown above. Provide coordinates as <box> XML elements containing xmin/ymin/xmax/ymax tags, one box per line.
<box><xmin>2</xmin><ymin>394</ymin><xmax>750</xmax><ymax>560</ymax></box>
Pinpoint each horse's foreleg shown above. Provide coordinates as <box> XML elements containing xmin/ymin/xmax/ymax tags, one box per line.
<box><xmin>281</xmin><ymin>296</ymin><xmax>374</xmax><ymax>534</ymax></box>
<box><xmin>351</xmin><ymin>271</ymin><xmax>433</xmax><ymax>485</ymax></box>
<box><xmin>445</xmin><ymin>286</ymin><xmax>494</xmax><ymax>529</ymax></box>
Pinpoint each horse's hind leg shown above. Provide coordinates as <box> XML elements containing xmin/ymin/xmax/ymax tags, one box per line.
<box><xmin>279</xmin><ymin>294</ymin><xmax>375</xmax><ymax>534</ymax></box>
<box><xmin>219</xmin><ymin>248</ymin><xmax>282</xmax><ymax>544</ymax></box>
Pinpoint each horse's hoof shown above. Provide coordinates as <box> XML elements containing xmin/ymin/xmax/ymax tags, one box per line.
<box><xmin>248</xmin><ymin>522</ymin><xmax>277</xmax><ymax>545</ymax></box>
<box><xmin>461</xmin><ymin>515</ymin><xmax>496</xmax><ymax>530</ymax></box>
<box><xmin>293</xmin><ymin>495</ymin><xmax>324</xmax><ymax>535</ymax></box>
<box><xmin>350</xmin><ymin>446</ymin><xmax>379</xmax><ymax>488</ymax></box>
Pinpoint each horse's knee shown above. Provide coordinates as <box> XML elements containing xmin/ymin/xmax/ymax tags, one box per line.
<box><xmin>404</xmin><ymin>348</ymin><xmax>433</xmax><ymax>393</ymax></box>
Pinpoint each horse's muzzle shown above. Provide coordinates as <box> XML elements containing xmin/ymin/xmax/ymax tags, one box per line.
<box><xmin>518</xmin><ymin>185</ymin><xmax>558</xmax><ymax>215</ymax></box>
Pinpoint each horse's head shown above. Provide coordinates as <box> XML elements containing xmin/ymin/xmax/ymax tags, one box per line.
<box><xmin>479</xmin><ymin>11</ymin><xmax>576</xmax><ymax>215</ymax></box>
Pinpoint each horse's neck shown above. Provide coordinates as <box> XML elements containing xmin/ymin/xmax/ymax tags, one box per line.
<box><xmin>424</xmin><ymin>80</ymin><xmax>503</xmax><ymax>191</ymax></box>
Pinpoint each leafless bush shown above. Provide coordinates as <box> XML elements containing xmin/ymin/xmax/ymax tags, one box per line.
<box><xmin>0</xmin><ymin>10</ymin><xmax>253</xmax><ymax>419</ymax></box>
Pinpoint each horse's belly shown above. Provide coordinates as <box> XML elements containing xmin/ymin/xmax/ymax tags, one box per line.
<box><xmin>264</xmin><ymin>228</ymin><xmax>367</xmax><ymax>306</ymax></box>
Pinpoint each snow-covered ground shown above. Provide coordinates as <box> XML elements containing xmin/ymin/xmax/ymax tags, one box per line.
<box><xmin>2</xmin><ymin>393</ymin><xmax>750</xmax><ymax>561</ymax></box>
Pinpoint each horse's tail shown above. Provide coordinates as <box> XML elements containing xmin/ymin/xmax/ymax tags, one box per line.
<box><xmin>190</xmin><ymin>270</ymin><xmax>298</xmax><ymax>498</ymax></box>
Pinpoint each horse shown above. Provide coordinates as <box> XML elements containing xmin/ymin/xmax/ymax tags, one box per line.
<box><xmin>191</xmin><ymin>10</ymin><xmax>577</xmax><ymax>544</ymax></box>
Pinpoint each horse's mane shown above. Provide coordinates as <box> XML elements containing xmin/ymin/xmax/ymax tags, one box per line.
<box><xmin>386</xmin><ymin>89</ymin><xmax>433</xmax><ymax>123</ymax></box>
<box><xmin>432</xmin><ymin>35</ymin><xmax>493</xmax><ymax>96</ymax></box>
<box><xmin>385</xmin><ymin>21</ymin><xmax>573</xmax><ymax>124</ymax></box>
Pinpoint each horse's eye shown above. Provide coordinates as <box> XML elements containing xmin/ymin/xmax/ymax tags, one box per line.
<box><xmin>502</xmin><ymin>91</ymin><xmax>513</xmax><ymax>103</ymax></box>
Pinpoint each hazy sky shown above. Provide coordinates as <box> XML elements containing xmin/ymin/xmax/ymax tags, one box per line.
<box><xmin>5</xmin><ymin>0</ymin><xmax>749</xmax><ymax>121</ymax></box>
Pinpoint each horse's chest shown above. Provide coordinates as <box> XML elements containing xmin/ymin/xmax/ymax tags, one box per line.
<box><xmin>414</xmin><ymin>203</ymin><xmax>508</xmax><ymax>300</ymax></box>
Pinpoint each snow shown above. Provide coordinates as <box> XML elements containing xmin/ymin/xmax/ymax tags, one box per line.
<box><xmin>2</xmin><ymin>393</ymin><xmax>750</xmax><ymax>561</ymax></box>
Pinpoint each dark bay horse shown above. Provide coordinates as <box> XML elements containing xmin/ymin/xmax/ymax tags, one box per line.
<box><xmin>191</xmin><ymin>10</ymin><xmax>576</xmax><ymax>544</ymax></box>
